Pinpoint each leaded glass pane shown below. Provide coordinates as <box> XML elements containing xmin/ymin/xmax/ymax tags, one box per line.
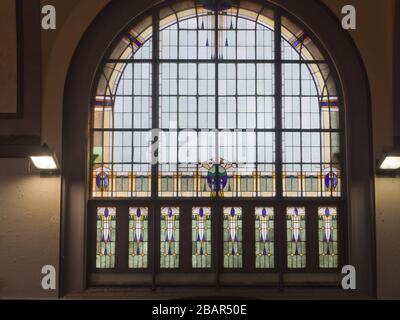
<box><xmin>91</xmin><ymin>3</ymin><xmax>341</xmax><ymax>200</ymax></box>
<box><xmin>96</xmin><ymin>207</ymin><xmax>116</xmax><ymax>269</ymax></box>
<box><xmin>129</xmin><ymin>207</ymin><xmax>149</xmax><ymax>268</ymax></box>
<box><xmin>255</xmin><ymin>207</ymin><xmax>274</xmax><ymax>268</ymax></box>
<box><xmin>160</xmin><ymin>207</ymin><xmax>180</xmax><ymax>268</ymax></box>
<box><xmin>318</xmin><ymin>207</ymin><xmax>338</xmax><ymax>268</ymax></box>
<box><xmin>223</xmin><ymin>207</ymin><xmax>242</xmax><ymax>268</ymax></box>
<box><xmin>192</xmin><ymin>207</ymin><xmax>212</xmax><ymax>268</ymax></box>
<box><xmin>286</xmin><ymin>207</ymin><xmax>306</xmax><ymax>268</ymax></box>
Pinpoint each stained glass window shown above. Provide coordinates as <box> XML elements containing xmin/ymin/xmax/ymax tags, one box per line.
<box><xmin>318</xmin><ymin>207</ymin><xmax>338</xmax><ymax>268</ymax></box>
<box><xmin>160</xmin><ymin>207</ymin><xmax>180</xmax><ymax>268</ymax></box>
<box><xmin>192</xmin><ymin>207</ymin><xmax>212</xmax><ymax>268</ymax></box>
<box><xmin>89</xmin><ymin>0</ymin><xmax>345</xmax><ymax>277</ymax></box>
<box><xmin>223</xmin><ymin>207</ymin><xmax>242</xmax><ymax>268</ymax></box>
<box><xmin>286</xmin><ymin>207</ymin><xmax>306</xmax><ymax>268</ymax></box>
<box><xmin>129</xmin><ymin>207</ymin><xmax>149</xmax><ymax>268</ymax></box>
<box><xmin>255</xmin><ymin>207</ymin><xmax>274</xmax><ymax>268</ymax></box>
<box><xmin>96</xmin><ymin>207</ymin><xmax>116</xmax><ymax>269</ymax></box>
<box><xmin>90</xmin><ymin>0</ymin><xmax>342</xmax><ymax>200</ymax></box>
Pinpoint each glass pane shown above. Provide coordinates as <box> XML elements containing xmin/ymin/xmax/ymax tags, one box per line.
<box><xmin>92</xmin><ymin>2</ymin><xmax>342</xmax><ymax>202</ymax></box>
<box><xmin>255</xmin><ymin>207</ymin><xmax>274</xmax><ymax>268</ymax></box>
<box><xmin>109</xmin><ymin>16</ymin><xmax>152</xmax><ymax>60</ymax></box>
<box><xmin>96</xmin><ymin>207</ymin><xmax>116</xmax><ymax>269</ymax></box>
<box><xmin>192</xmin><ymin>207</ymin><xmax>212</xmax><ymax>268</ymax></box>
<box><xmin>319</xmin><ymin>207</ymin><xmax>338</xmax><ymax>268</ymax></box>
<box><xmin>160</xmin><ymin>207</ymin><xmax>180</xmax><ymax>268</ymax></box>
<box><xmin>223</xmin><ymin>207</ymin><xmax>242</xmax><ymax>268</ymax></box>
<box><xmin>286</xmin><ymin>207</ymin><xmax>306</xmax><ymax>268</ymax></box>
<box><xmin>281</xmin><ymin>16</ymin><xmax>324</xmax><ymax>61</ymax></box>
<box><xmin>129</xmin><ymin>207</ymin><xmax>149</xmax><ymax>268</ymax></box>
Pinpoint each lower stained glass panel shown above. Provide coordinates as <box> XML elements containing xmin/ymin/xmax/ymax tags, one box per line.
<box><xmin>129</xmin><ymin>207</ymin><xmax>149</xmax><ymax>268</ymax></box>
<box><xmin>255</xmin><ymin>207</ymin><xmax>274</xmax><ymax>268</ymax></box>
<box><xmin>286</xmin><ymin>207</ymin><xmax>306</xmax><ymax>268</ymax></box>
<box><xmin>96</xmin><ymin>207</ymin><xmax>116</xmax><ymax>269</ymax></box>
<box><xmin>318</xmin><ymin>207</ymin><xmax>338</xmax><ymax>268</ymax></box>
<box><xmin>223</xmin><ymin>207</ymin><xmax>242</xmax><ymax>268</ymax></box>
<box><xmin>160</xmin><ymin>207</ymin><xmax>180</xmax><ymax>268</ymax></box>
<box><xmin>192</xmin><ymin>207</ymin><xmax>212</xmax><ymax>268</ymax></box>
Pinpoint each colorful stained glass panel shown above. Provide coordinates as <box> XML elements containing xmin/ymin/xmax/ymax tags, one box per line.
<box><xmin>192</xmin><ymin>207</ymin><xmax>212</xmax><ymax>268</ymax></box>
<box><xmin>96</xmin><ymin>207</ymin><xmax>116</xmax><ymax>269</ymax></box>
<box><xmin>129</xmin><ymin>207</ymin><xmax>149</xmax><ymax>268</ymax></box>
<box><xmin>318</xmin><ymin>207</ymin><xmax>338</xmax><ymax>268</ymax></box>
<box><xmin>223</xmin><ymin>207</ymin><xmax>242</xmax><ymax>268</ymax></box>
<box><xmin>286</xmin><ymin>207</ymin><xmax>306</xmax><ymax>268</ymax></box>
<box><xmin>255</xmin><ymin>207</ymin><xmax>274</xmax><ymax>268</ymax></box>
<box><xmin>160</xmin><ymin>207</ymin><xmax>180</xmax><ymax>268</ymax></box>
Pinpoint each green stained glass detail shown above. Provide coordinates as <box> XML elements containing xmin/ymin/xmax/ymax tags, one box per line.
<box><xmin>286</xmin><ymin>207</ymin><xmax>306</xmax><ymax>268</ymax></box>
<box><xmin>160</xmin><ymin>207</ymin><xmax>180</xmax><ymax>268</ymax></box>
<box><xmin>192</xmin><ymin>207</ymin><xmax>212</xmax><ymax>268</ymax></box>
<box><xmin>129</xmin><ymin>207</ymin><xmax>149</xmax><ymax>268</ymax></box>
<box><xmin>96</xmin><ymin>207</ymin><xmax>116</xmax><ymax>269</ymax></box>
<box><xmin>223</xmin><ymin>207</ymin><xmax>242</xmax><ymax>268</ymax></box>
<box><xmin>255</xmin><ymin>207</ymin><xmax>274</xmax><ymax>268</ymax></box>
<box><xmin>318</xmin><ymin>207</ymin><xmax>338</xmax><ymax>268</ymax></box>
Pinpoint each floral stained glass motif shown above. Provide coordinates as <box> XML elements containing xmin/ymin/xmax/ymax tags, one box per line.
<box><xmin>192</xmin><ymin>207</ymin><xmax>212</xmax><ymax>268</ymax></box>
<box><xmin>160</xmin><ymin>207</ymin><xmax>180</xmax><ymax>268</ymax></box>
<box><xmin>255</xmin><ymin>208</ymin><xmax>274</xmax><ymax>268</ymax></box>
<box><xmin>96</xmin><ymin>207</ymin><xmax>116</xmax><ymax>268</ymax></box>
<box><xmin>223</xmin><ymin>207</ymin><xmax>242</xmax><ymax>268</ymax></box>
<box><xmin>318</xmin><ymin>207</ymin><xmax>338</xmax><ymax>268</ymax></box>
<box><xmin>286</xmin><ymin>207</ymin><xmax>306</xmax><ymax>268</ymax></box>
<box><xmin>129</xmin><ymin>207</ymin><xmax>149</xmax><ymax>268</ymax></box>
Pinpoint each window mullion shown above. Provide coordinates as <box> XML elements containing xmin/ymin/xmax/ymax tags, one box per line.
<box><xmin>151</xmin><ymin>10</ymin><xmax>160</xmax><ymax>199</ymax></box>
<box><xmin>151</xmin><ymin>8</ymin><xmax>160</xmax><ymax>290</ymax></box>
<box><xmin>275</xmin><ymin>13</ymin><xmax>283</xmax><ymax>200</ymax></box>
<box><xmin>274</xmin><ymin>10</ymin><xmax>285</xmax><ymax>290</ymax></box>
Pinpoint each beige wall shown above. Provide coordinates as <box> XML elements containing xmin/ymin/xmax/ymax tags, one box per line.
<box><xmin>324</xmin><ymin>0</ymin><xmax>400</xmax><ymax>299</ymax></box>
<box><xmin>0</xmin><ymin>159</ymin><xmax>60</xmax><ymax>299</ymax></box>
<box><xmin>0</xmin><ymin>0</ymin><xmax>399</xmax><ymax>298</ymax></box>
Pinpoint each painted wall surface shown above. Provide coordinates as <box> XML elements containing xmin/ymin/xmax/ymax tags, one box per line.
<box><xmin>0</xmin><ymin>0</ymin><xmax>399</xmax><ymax>299</ymax></box>
<box><xmin>0</xmin><ymin>159</ymin><xmax>60</xmax><ymax>299</ymax></box>
<box><xmin>324</xmin><ymin>0</ymin><xmax>399</xmax><ymax>300</ymax></box>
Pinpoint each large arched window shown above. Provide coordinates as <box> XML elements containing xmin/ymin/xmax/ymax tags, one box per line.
<box><xmin>88</xmin><ymin>0</ymin><xmax>345</xmax><ymax>286</ymax></box>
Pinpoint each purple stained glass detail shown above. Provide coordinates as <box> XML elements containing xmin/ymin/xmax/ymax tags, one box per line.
<box><xmin>207</xmin><ymin>165</ymin><xmax>228</xmax><ymax>192</ymax></box>
<box><xmin>198</xmin><ymin>0</ymin><xmax>237</xmax><ymax>12</ymax></box>
<box><xmin>325</xmin><ymin>172</ymin><xmax>338</xmax><ymax>190</ymax></box>
<box><xmin>96</xmin><ymin>172</ymin><xmax>109</xmax><ymax>190</ymax></box>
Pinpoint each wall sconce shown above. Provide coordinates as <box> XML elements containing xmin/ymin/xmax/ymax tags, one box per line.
<box><xmin>29</xmin><ymin>144</ymin><xmax>60</xmax><ymax>175</ymax></box>
<box><xmin>377</xmin><ymin>150</ymin><xmax>400</xmax><ymax>176</ymax></box>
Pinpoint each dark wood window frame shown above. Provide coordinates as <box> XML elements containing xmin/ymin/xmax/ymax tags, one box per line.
<box><xmin>61</xmin><ymin>0</ymin><xmax>376</xmax><ymax>299</ymax></box>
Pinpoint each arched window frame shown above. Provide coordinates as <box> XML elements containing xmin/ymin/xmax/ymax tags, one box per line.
<box><xmin>61</xmin><ymin>3</ymin><xmax>376</xmax><ymax>300</ymax></box>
